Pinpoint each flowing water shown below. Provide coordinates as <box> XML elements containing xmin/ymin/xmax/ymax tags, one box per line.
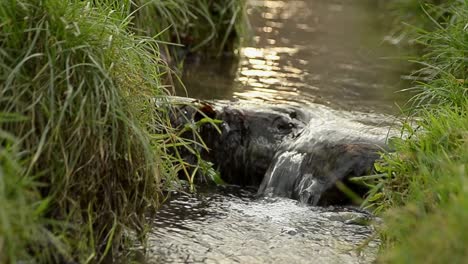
<box><xmin>142</xmin><ymin>0</ymin><xmax>409</xmax><ymax>263</ymax></box>
<box><xmin>179</xmin><ymin>0</ymin><xmax>409</xmax><ymax>114</ymax></box>
<box><xmin>130</xmin><ymin>187</ymin><xmax>379</xmax><ymax>263</ymax></box>
<box><xmin>257</xmin><ymin>108</ymin><xmax>391</xmax><ymax>205</ymax></box>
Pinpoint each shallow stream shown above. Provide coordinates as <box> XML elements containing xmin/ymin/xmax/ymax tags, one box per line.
<box><xmin>179</xmin><ymin>0</ymin><xmax>409</xmax><ymax>113</ymax></box>
<box><xmin>143</xmin><ymin>187</ymin><xmax>378</xmax><ymax>263</ymax></box>
<box><xmin>144</xmin><ymin>0</ymin><xmax>408</xmax><ymax>263</ymax></box>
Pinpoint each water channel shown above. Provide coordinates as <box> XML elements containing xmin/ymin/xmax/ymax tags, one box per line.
<box><xmin>140</xmin><ymin>0</ymin><xmax>409</xmax><ymax>263</ymax></box>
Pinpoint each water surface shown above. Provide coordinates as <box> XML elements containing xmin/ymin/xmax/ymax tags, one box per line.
<box><xmin>179</xmin><ymin>0</ymin><xmax>409</xmax><ymax>113</ymax></box>
<box><xmin>143</xmin><ymin>187</ymin><xmax>378</xmax><ymax>263</ymax></box>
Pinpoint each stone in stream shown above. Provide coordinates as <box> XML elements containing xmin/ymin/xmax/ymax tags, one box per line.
<box><xmin>201</xmin><ymin>105</ymin><xmax>308</xmax><ymax>187</ymax></box>
<box><xmin>258</xmin><ymin>117</ymin><xmax>386</xmax><ymax>206</ymax></box>
<box><xmin>168</xmin><ymin>97</ymin><xmax>391</xmax><ymax>205</ymax></box>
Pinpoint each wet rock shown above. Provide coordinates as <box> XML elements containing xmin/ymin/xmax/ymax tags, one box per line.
<box><xmin>258</xmin><ymin>112</ymin><xmax>388</xmax><ymax>206</ymax></box>
<box><xmin>167</xmin><ymin>97</ymin><xmax>391</xmax><ymax>206</ymax></box>
<box><xmin>201</xmin><ymin>105</ymin><xmax>306</xmax><ymax>186</ymax></box>
<box><xmin>258</xmin><ymin>142</ymin><xmax>381</xmax><ymax>206</ymax></box>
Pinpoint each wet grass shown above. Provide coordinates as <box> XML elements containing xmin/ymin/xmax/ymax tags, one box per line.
<box><xmin>0</xmin><ymin>0</ymin><xmax>204</xmax><ymax>262</ymax></box>
<box><xmin>361</xmin><ymin>1</ymin><xmax>468</xmax><ymax>263</ymax></box>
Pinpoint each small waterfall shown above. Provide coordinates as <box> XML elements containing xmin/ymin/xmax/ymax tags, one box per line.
<box><xmin>260</xmin><ymin>150</ymin><xmax>306</xmax><ymax>199</ymax></box>
<box><xmin>258</xmin><ymin>113</ymin><xmax>390</xmax><ymax>205</ymax></box>
<box><xmin>172</xmin><ymin>99</ymin><xmax>395</xmax><ymax>205</ymax></box>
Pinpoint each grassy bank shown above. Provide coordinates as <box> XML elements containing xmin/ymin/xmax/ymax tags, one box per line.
<box><xmin>0</xmin><ymin>123</ymin><xmax>53</xmax><ymax>262</ymax></box>
<box><xmin>363</xmin><ymin>1</ymin><xmax>468</xmax><ymax>263</ymax></box>
<box><xmin>0</xmin><ymin>0</ymin><xmax>233</xmax><ymax>262</ymax></box>
<box><xmin>1</xmin><ymin>0</ymin><xmax>166</xmax><ymax>261</ymax></box>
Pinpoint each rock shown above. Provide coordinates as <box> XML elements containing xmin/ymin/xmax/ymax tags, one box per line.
<box><xmin>201</xmin><ymin>104</ymin><xmax>306</xmax><ymax>186</ymax></box>
<box><xmin>167</xmin><ymin>97</ymin><xmax>392</xmax><ymax>205</ymax></box>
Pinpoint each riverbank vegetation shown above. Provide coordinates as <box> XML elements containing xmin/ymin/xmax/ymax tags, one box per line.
<box><xmin>381</xmin><ymin>0</ymin><xmax>461</xmax><ymax>43</ymax></box>
<box><xmin>0</xmin><ymin>0</ymin><xmax>245</xmax><ymax>262</ymax></box>
<box><xmin>131</xmin><ymin>0</ymin><xmax>249</xmax><ymax>57</ymax></box>
<box><xmin>364</xmin><ymin>1</ymin><xmax>468</xmax><ymax>263</ymax></box>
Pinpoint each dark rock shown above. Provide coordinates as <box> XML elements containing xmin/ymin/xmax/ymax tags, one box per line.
<box><xmin>201</xmin><ymin>105</ymin><xmax>306</xmax><ymax>187</ymax></box>
<box><xmin>167</xmin><ymin>98</ymin><xmax>390</xmax><ymax>206</ymax></box>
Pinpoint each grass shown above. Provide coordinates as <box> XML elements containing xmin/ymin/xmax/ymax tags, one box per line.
<box><xmin>130</xmin><ymin>0</ymin><xmax>249</xmax><ymax>57</ymax></box>
<box><xmin>0</xmin><ymin>0</ymin><xmax>200</xmax><ymax>262</ymax></box>
<box><xmin>377</xmin><ymin>0</ymin><xmax>462</xmax><ymax>44</ymax></box>
<box><xmin>361</xmin><ymin>1</ymin><xmax>468</xmax><ymax>263</ymax></box>
<box><xmin>0</xmin><ymin>121</ymin><xmax>57</xmax><ymax>263</ymax></box>
<box><xmin>372</xmin><ymin>106</ymin><xmax>468</xmax><ymax>263</ymax></box>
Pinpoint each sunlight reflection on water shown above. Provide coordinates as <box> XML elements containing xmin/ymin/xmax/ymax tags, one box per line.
<box><xmin>179</xmin><ymin>0</ymin><xmax>410</xmax><ymax>113</ymax></box>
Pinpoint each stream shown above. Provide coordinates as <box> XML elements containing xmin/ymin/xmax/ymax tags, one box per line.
<box><xmin>143</xmin><ymin>186</ymin><xmax>378</xmax><ymax>263</ymax></box>
<box><xmin>140</xmin><ymin>0</ymin><xmax>408</xmax><ymax>263</ymax></box>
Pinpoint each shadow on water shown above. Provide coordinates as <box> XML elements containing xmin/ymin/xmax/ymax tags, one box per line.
<box><xmin>138</xmin><ymin>0</ymin><xmax>412</xmax><ymax>263</ymax></box>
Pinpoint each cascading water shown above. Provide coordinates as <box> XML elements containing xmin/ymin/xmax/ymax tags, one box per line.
<box><xmin>258</xmin><ymin>109</ymin><xmax>392</xmax><ymax>205</ymax></box>
<box><xmin>125</xmin><ymin>186</ymin><xmax>380</xmax><ymax>263</ymax></box>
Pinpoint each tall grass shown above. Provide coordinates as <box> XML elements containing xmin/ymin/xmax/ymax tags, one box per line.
<box><xmin>0</xmin><ymin>122</ymin><xmax>58</xmax><ymax>263</ymax></box>
<box><xmin>379</xmin><ymin>0</ymin><xmax>461</xmax><ymax>43</ymax></box>
<box><xmin>131</xmin><ymin>0</ymin><xmax>249</xmax><ymax>56</ymax></box>
<box><xmin>371</xmin><ymin>106</ymin><xmax>468</xmax><ymax>263</ymax></box>
<box><xmin>362</xmin><ymin>1</ymin><xmax>468</xmax><ymax>263</ymax></box>
<box><xmin>407</xmin><ymin>3</ymin><xmax>468</xmax><ymax>108</ymax></box>
<box><xmin>0</xmin><ymin>0</ymin><xmax>187</xmax><ymax>261</ymax></box>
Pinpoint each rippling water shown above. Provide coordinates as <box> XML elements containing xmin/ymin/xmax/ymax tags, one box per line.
<box><xmin>179</xmin><ymin>0</ymin><xmax>409</xmax><ymax>113</ymax></box>
<box><xmin>137</xmin><ymin>187</ymin><xmax>379</xmax><ymax>263</ymax></box>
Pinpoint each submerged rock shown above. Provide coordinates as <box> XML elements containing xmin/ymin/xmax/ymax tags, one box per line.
<box><xmin>168</xmin><ymin>97</ymin><xmax>392</xmax><ymax>205</ymax></box>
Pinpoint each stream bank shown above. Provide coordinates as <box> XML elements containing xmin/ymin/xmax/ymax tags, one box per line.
<box><xmin>362</xmin><ymin>1</ymin><xmax>468</xmax><ymax>263</ymax></box>
<box><xmin>0</xmin><ymin>0</ymin><xmax>248</xmax><ymax>262</ymax></box>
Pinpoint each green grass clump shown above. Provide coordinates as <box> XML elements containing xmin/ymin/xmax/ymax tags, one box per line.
<box><xmin>371</xmin><ymin>106</ymin><xmax>468</xmax><ymax>263</ymax></box>
<box><xmin>408</xmin><ymin>3</ymin><xmax>468</xmax><ymax>107</ymax></box>
<box><xmin>131</xmin><ymin>0</ymin><xmax>249</xmax><ymax>56</ymax></box>
<box><xmin>0</xmin><ymin>125</ymin><xmax>57</xmax><ymax>263</ymax></box>
<box><xmin>0</xmin><ymin>0</ymin><xmax>182</xmax><ymax>261</ymax></box>
<box><xmin>379</xmin><ymin>0</ymin><xmax>462</xmax><ymax>43</ymax></box>
<box><xmin>363</xmin><ymin>1</ymin><xmax>468</xmax><ymax>263</ymax></box>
